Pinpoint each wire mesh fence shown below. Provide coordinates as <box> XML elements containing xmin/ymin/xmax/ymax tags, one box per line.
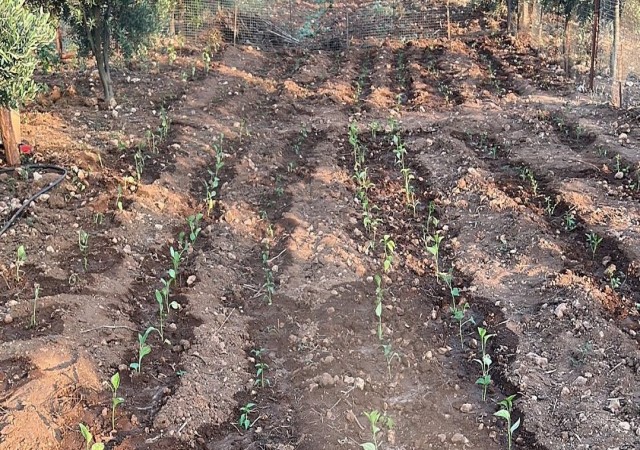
<box><xmin>170</xmin><ymin>0</ymin><xmax>475</xmax><ymax>49</ymax></box>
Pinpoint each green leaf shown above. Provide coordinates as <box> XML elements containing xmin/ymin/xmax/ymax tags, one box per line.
<box><xmin>155</xmin><ymin>290</ymin><xmax>163</xmax><ymax>304</ymax></box>
<box><xmin>375</xmin><ymin>302</ymin><xmax>382</xmax><ymax>317</ymax></box>
<box><xmin>129</xmin><ymin>362</ymin><xmax>139</xmax><ymax>371</ymax></box>
<box><xmin>113</xmin><ymin>397</ymin><xmax>124</xmax><ymax>407</ymax></box>
<box><xmin>140</xmin><ymin>344</ymin><xmax>151</xmax><ymax>358</ymax></box>
<box><xmin>511</xmin><ymin>417</ymin><xmax>521</xmax><ymax>433</ymax></box>
<box><xmin>79</xmin><ymin>423</ymin><xmax>92</xmax><ymax>443</ymax></box>
<box><xmin>494</xmin><ymin>409</ymin><xmax>510</xmax><ymax>420</ymax></box>
<box><xmin>17</xmin><ymin>245</ymin><xmax>26</xmax><ymax>260</ymax></box>
<box><xmin>110</xmin><ymin>372</ymin><xmax>120</xmax><ymax>390</ymax></box>
<box><xmin>91</xmin><ymin>444</ymin><xmax>105</xmax><ymax>450</ymax></box>
<box><xmin>361</xmin><ymin>443</ymin><xmax>376</xmax><ymax>450</ymax></box>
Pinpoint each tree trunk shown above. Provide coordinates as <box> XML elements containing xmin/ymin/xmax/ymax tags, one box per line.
<box><xmin>611</xmin><ymin>0</ymin><xmax>620</xmax><ymax>80</ymax></box>
<box><xmin>55</xmin><ymin>25</ymin><xmax>63</xmax><ymax>59</ymax></box>
<box><xmin>0</xmin><ymin>108</ymin><xmax>20</xmax><ymax>166</ymax></box>
<box><xmin>563</xmin><ymin>17</ymin><xmax>572</xmax><ymax>75</ymax></box>
<box><xmin>85</xmin><ymin>5</ymin><xmax>115</xmax><ymax>108</ymax></box>
<box><xmin>507</xmin><ymin>0</ymin><xmax>513</xmax><ymax>34</ymax></box>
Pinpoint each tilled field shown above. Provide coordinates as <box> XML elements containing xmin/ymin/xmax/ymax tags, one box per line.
<box><xmin>0</xmin><ymin>30</ymin><xmax>639</xmax><ymax>450</ymax></box>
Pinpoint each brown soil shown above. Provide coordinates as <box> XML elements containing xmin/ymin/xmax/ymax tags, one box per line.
<box><xmin>1</xmin><ymin>25</ymin><xmax>640</xmax><ymax>450</ymax></box>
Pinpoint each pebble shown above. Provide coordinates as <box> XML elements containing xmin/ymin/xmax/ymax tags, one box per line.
<box><xmin>187</xmin><ymin>275</ymin><xmax>196</xmax><ymax>285</ymax></box>
<box><xmin>319</xmin><ymin>373</ymin><xmax>334</xmax><ymax>387</ymax></box>
<box><xmin>526</xmin><ymin>352</ymin><xmax>548</xmax><ymax>368</ymax></box>
<box><xmin>554</xmin><ymin>303</ymin><xmax>568</xmax><ymax>318</ymax></box>
<box><xmin>7</xmin><ymin>300</ymin><xmax>18</xmax><ymax>307</ymax></box>
<box><xmin>460</xmin><ymin>403</ymin><xmax>473</xmax><ymax>413</ymax></box>
<box><xmin>615</xmin><ymin>171</ymin><xmax>624</xmax><ymax>179</ymax></box>
<box><xmin>619</xmin><ymin>421</ymin><xmax>631</xmax><ymax>431</ymax></box>
<box><xmin>573</xmin><ymin>376</ymin><xmax>588</xmax><ymax>386</ymax></box>
<box><xmin>437</xmin><ymin>434</ymin><xmax>447</xmax><ymax>443</ymax></box>
<box><xmin>451</xmin><ymin>433</ymin><xmax>469</xmax><ymax>444</ymax></box>
<box><xmin>46</xmin><ymin>246</ymin><xmax>54</xmax><ymax>253</ymax></box>
<box><xmin>354</xmin><ymin>377</ymin><xmax>365</xmax><ymax>390</ymax></box>
<box><xmin>123</xmin><ymin>244</ymin><xmax>132</xmax><ymax>254</ymax></box>
<box><xmin>3</xmin><ymin>314</ymin><xmax>13</xmax><ymax>324</ymax></box>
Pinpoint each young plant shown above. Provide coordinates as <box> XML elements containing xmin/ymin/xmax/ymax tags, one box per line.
<box><xmin>186</xmin><ymin>213</ymin><xmax>203</xmax><ymax>245</ymax></box>
<box><xmin>381</xmin><ymin>342</ymin><xmax>401</xmax><ymax>379</ymax></box>
<box><xmin>15</xmin><ymin>245</ymin><xmax>26</xmax><ymax>281</ymax></box>
<box><xmin>475</xmin><ymin>327</ymin><xmax>495</xmax><ymax>401</ymax></box>
<box><xmin>254</xmin><ymin>362</ymin><xmax>270</xmax><ymax>388</ymax></box>
<box><xmin>424</xmin><ymin>200</ymin><xmax>439</xmax><ymax>234</ymax></box>
<box><xmin>585</xmin><ymin>231</ymin><xmax>602</xmax><ymax>259</ymax></box>
<box><xmin>438</xmin><ymin>269</ymin><xmax>460</xmax><ymax>306</ymax></box>
<box><xmin>116</xmin><ymin>185</ymin><xmax>124</xmax><ymax>211</ymax></box>
<box><xmin>374</xmin><ymin>275</ymin><xmax>384</xmax><ymax>340</ymax></box>
<box><xmin>134</xmin><ymin>146</ymin><xmax>145</xmax><ymax>181</ymax></box>
<box><xmin>170</xmin><ymin>246</ymin><xmax>183</xmax><ymax>274</ymax></box>
<box><xmin>262</xmin><ymin>247</ymin><xmax>276</xmax><ymax>305</ymax></box>
<box><xmin>451</xmin><ymin>302</ymin><xmax>475</xmax><ymax>347</ymax></box>
<box><xmin>154</xmin><ymin>288</ymin><xmax>166</xmax><ymax>340</ymax></box>
<box><xmin>130</xmin><ymin>326</ymin><xmax>157</xmax><ymax>373</ymax></box>
<box><xmin>238</xmin><ymin>403</ymin><xmax>258</xmax><ymax>430</ymax></box>
<box><xmin>78</xmin><ymin>230</ymin><xmax>89</xmax><ymax>271</ymax></box>
<box><xmin>494</xmin><ymin>395</ymin><xmax>521</xmax><ymax>450</ymax></box>
<box><xmin>107</xmin><ymin>372</ymin><xmax>124</xmax><ymax>431</ymax></box>
<box><xmin>544</xmin><ymin>196</ymin><xmax>559</xmax><ymax>216</ymax></box>
<box><xmin>423</xmin><ymin>232</ymin><xmax>443</xmax><ymax>277</ymax></box>
<box><xmin>360</xmin><ymin>410</ymin><xmax>394</xmax><ymax>450</ymax></box>
<box><xmin>381</xmin><ymin>235</ymin><xmax>396</xmax><ymax>273</ymax></box>
<box><xmin>79</xmin><ymin>424</ymin><xmax>104</xmax><ymax>450</ymax></box>
<box><xmin>563</xmin><ymin>210</ymin><xmax>577</xmax><ymax>231</ymax></box>
<box><xmin>30</xmin><ymin>283</ymin><xmax>40</xmax><ymax>328</ymax></box>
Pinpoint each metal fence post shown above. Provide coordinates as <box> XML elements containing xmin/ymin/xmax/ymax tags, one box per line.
<box><xmin>233</xmin><ymin>0</ymin><xmax>238</xmax><ymax>46</ymax></box>
<box><xmin>589</xmin><ymin>0</ymin><xmax>601</xmax><ymax>92</ymax></box>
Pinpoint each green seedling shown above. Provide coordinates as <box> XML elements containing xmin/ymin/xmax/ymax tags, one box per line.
<box><xmin>130</xmin><ymin>326</ymin><xmax>157</xmax><ymax>373</ymax></box>
<box><xmin>107</xmin><ymin>372</ymin><xmax>124</xmax><ymax>431</ymax></box>
<box><xmin>423</xmin><ymin>232</ymin><xmax>443</xmax><ymax>277</ymax></box>
<box><xmin>374</xmin><ymin>274</ymin><xmax>384</xmax><ymax>340</ymax></box>
<box><xmin>254</xmin><ymin>362</ymin><xmax>270</xmax><ymax>388</ymax></box>
<box><xmin>238</xmin><ymin>403</ymin><xmax>258</xmax><ymax>430</ymax></box>
<box><xmin>262</xmin><ymin>251</ymin><xmax>276</xmax><ymax>305</ymax></box>
<box><xmin>186</xmin><ymin>213</ymin><xmax>203</xmax><ymax>244</ymax></box>
<box><xmin>203</xmin><ymin>170</ymin><xmax>220</xmax><ymax>216</ymax></box>
<box><xmin>494</xmin><ymin>395</ymin><xmax>520</xmax><ymax>450</ymax></box>
<box><xmin>170</xmin><ymin>246</ymin><xmax>182</xmax><ymax>273</ymax></box>
<box><xmin>392</xmin><ymin>134</ymin><xmax>406</xmax><ymax>167</ymax></box>
<box><xmin>93</xmin><ymin>213</ymin><xmax>104</xmax><ymax>225</ymax></box>
<box><xmin>381</xmin><ymin>342</ymin><xmax>400</xmax><ymax>379</ymax></box>
<box><xmin>438</xmin><ymin>270</ymin><xmax>460</xmax><ymax>305</ymax></box>
<box><xmin>154</xmin><ymin>289</ymin><xmax>166</xmax><ymax>340</ymax></box>
<box><xmin>79</xmin><ymin>423</ymin><xmax>104</xmax><ymax>450</ymax></box>
<box><xmin>349</xmin><ymin>121</ymin><xmax>364</xmax><ymax>170</ymax></box>
<box><xmin>370</xmin><ymin>121</ymin><xmax>380</xmax><ymax>139</ymax></box>
<box><xmin>424</xmin><ymin>201</ymin><xmax>439</xmax><ymax>234</ymax></box>
<box><xmin>134</xmin><ymin>146</ymin><xmax>145</xmax><ymax>181</ymax></box>
<box><xmin>544</xmin><ymin>196</ymin><xmax>559</xmax><ymax>216</ymax></box>
<box><xmin>563</xmin><ymin>210</ymin><xmax>577</xmax><ymax>231</ymax></box>
<box><xmin>381</xmin><ymin>235</ymin><xmax>396</xmax><ymax>273</ymax></box>
<box><xmin>475</xmin><ymin>327</ymin><xmax>495</xmax><ymax>401</ymax></box>
<box><xmin>78</xmin><ymin>230</ymin><xmax>89</xmax><ymax>271</ymax></box>
<box><xmin>159</xmin><ymin>107</ymin><xmax>171</xmax><ymax>139</ymax></box>
<box><xmin>519</xmin><ymin>167</ymin><xmax>539</xmax><ymax>196</ymax></box>
<box><xmin>360</xmin><ymin>410</ymin><xmax>394</xmax><ymax>450</ymax></box>
<box><xmin>15</xmin><ymin>245</ymin><xmax>26</xmax><ymax>281</ymax></box>
<box><xmin>30</xmin><ymin>283</ymin><xmax>40</xmax><ymax>328</ymax></box>
<box><xmin>451</xmin><ymin>303</ymin><xmax>475</xmax><ymax>347</ymax></box>
<box><xmin>585</xmin><ymin>231</ymin><xmax>602</xmax><ymax>259</ymax></box>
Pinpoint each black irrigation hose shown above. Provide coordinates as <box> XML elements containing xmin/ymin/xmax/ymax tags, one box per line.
<box><xmin>0</xmin><ymin>164</ymin><xmax>67</xmax><ymax>237</ymax></box>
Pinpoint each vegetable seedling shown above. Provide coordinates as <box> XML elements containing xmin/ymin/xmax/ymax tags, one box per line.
<box><xmin>381</xmin><ymin>235</ymin><xmax>396</xmax><ymax>273</ymax></box>
<box><xmin>238</xmin><ymin>403</ymin><xmax>258</xmax><ymax>430</ymax></box>
<box><xmin>79</xmin><ymin>423</ymin><xmax>104</xmax><ymax>450</ymax></box>
<box><xmin>423</xmin><ymin>232</ymin><xmax>443</xmax><ymax>277</ymax></box>
<box><xmin>107</xmin><ymin>372</ymin><xmax>124</xmax><ymax>430</ymax></box>
<box><xmin>494</xmin><ymin>395</ymin><xmax>520</xmax><ymax>450</ymax></box>
<box><xmin>15</xmin><ymin>245</ymin><xmax>26</xmax><ymax>281</ymax></box>
<box><xmin>130</xmin><ymin>327</ymin><xmax>157</xmax><ymax>373</ymax></box>
<box><xmin>78</xmin><ymin>230</ymin><xmax>89</xmax><ymax>271</ymax></box>
<box><xmin>381</xmin><ymin>342</ymin><xmax>400</xmax><ymax>379</ymax></box>
<box><xmin>254</xmin><ymin>362</ymin><xmax>270</xmax><ymax>388</ymax></box>
<box><xmin>563</xmin><ymin>210</ymin><xmax>577</xmax><ymax>231</ymax></box>
<box><xmin>361</xmin><ymin>410</ymin><xmax>394</xmax><ymax>450</ymax></box>
<box><xmin>451</xmin><ymin>303</ymin><xmax>475</xmax><ymax>347</ymax></box>
<box><xmin>374</xmin><ymin>275</ymin><xmax>384</xmax><ymax>340</ymax></box>
<box><xmin>586</xmin><ymin>231</ymin><xmax>602</xmax><ymax>259</ymax></box>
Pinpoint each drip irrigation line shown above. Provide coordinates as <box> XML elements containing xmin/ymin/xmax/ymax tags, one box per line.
<box><xmin>0</xmin><ymin>164</ymin><xmax>67</xmax><ymax>237</ymax></box>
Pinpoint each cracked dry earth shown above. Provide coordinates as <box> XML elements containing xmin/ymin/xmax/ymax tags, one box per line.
<box><xmin>1</xmin><ymin>32</ymin><xmax>640</xmax><ymax>450</ymax></box>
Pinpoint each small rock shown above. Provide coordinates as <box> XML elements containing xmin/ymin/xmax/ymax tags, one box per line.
<box><xmin>615</xmin><ymin>171</ymin><xmax>624</xmax><ymax>179</ymax></box>
<box><xmin>526</xmin><ymin>352</ymin><xmax>548</xmax><ymax>368</ymax></box>
<box><xmin>46</xmin><ymin>246</ymin><xmax>55</xmax><ymax>253</ymax></box>
<box><xmin>437</xmin><ymin>434</ymin><xmax>447</xmax><ymax>443</ymax></box>
<box><xmin>460</xmin><ymin>403</ymin><xmax>473</xmax><ymax>413</ymax></box>
<box><xmin>3</xmin><ymin>314</ymin><xmax>13</xmax><ymax>324</ymax></box>
<box><xmin>32</xmin><ymin>172</ymin><xmax>43</xmax><ymax>182</ymax></box>
<box><xmin>179</xmin><ymin>339</ymin><xmax>191</xmax><ymax>350</ymax></box>
<box><xmin>451</xmin><ymin>433</ymin><xmax>469</xmax><ymax>444</ymax></box>
<box><xmin>457</xmin><ymin>178</ymin><xmax>467</xmax><ymax>190</ymax></box>
<box><xmin>319</xmin><ymin>373</ymin><xmax>334</xmax><ymax>387</ymax></box>
<box><xmin>561</xmin><ymin>386</ymin><xmax>570</xmax><ymax>397</ymax></box>
<box><xmin>354</xmin><ymin>377</ymin><xmax>365</xmax><ymax>390</ymax></box>
<box><xmin>187</xmin><ymin>275</ymin><xmax>196</xmax><ymax>285</ymax></box>
<box><xmin>7</xmin><ymin>300</ymin><xmax>18</xmax><ymax>307</ymax></box>
<box><xmin>123</xmin><ymin>244</ymin><xmax>132</xmax><ymax>254</ymax></box>
<box><xmin>554</xmin><ymin>303</ymin><xmax>568</xmax><ymax>318</ymax></box>
<box><xmin>387</xmin><ymin>429</ymin><xmax>396</xmax><ymax>445</ymax></box>
<box><xmin>573</xmin><ymin>376</ymin><xmax>588</xmax><ymax>386</ymax></box>
<box><xmin>619</xmin><ymin>421</ymin><xmax>631</xmax><ymax>431</ymax></box>
<box><xmin>618</xmin><ymin>133</ymin><xmax>628</xmax><ymax>140</ymax></box>
<box><xmin>607</xmin><ymin>398</ymin><xmax>621</xmax><ymax>413</ymax></box>
<box><xmin>344</xmin><ymin>376</ymin><xmax>355</xmax><ymax>384</ymax></box>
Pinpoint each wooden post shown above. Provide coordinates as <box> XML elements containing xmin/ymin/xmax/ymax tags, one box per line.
<box><xmin>589</xmin><ymin>0</ymin><xmax>600</xmax><ymax>92</ymax></box>
<box><xmin>611</xmin><ymin>80</ymin><xmax>622</xmax><ymax>107</ymax></box>
<box><xmin>0</xmin><ymin>108</ymin><xmax>20</xmax><ymax>166</ymax></box>
<box><xmin>446</xmin><ymin>0</ymin><xmax>451</xmax><ymax>40</ymax></box>
<box><xmin>233</xmin><ymin>2</ymin><xmax>238</xmax><ymax>46</ymax></box>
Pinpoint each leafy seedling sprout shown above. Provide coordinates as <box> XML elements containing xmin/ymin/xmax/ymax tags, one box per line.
<box><xmin>586</xmin><ymin>231</ymin><xmax>603</xmax><ymax>259</ymax></box>
<box><xmin>30</xmin><ymin>283</ymin><xmax>40</xmax><ymax>328</ymax></box>
<box><xmin>423</xmin><ymin>232</ymin><xmax>443</xmax><ymax>277</ymax></box>
<box><xmin>15</xmin><ymin>245</ymin><xmax>26</xmax><ymax>281</ymax></box>
<box><xmin>130</xmin><ymin>327</ymin><xmax>157</xmax><ymax>373</ymax></box>
<box><xmin>361</xmin><ymin>410</ymin><xmax>394</xmax><ymax>450</ymax></box>
<box><xmin>451</xmin><ymin>303</ymin><xmax>475</xmax><ymax>347</ymax></box>
<box><xmin>563</xmin><ymin>210</ymin><xmax>577</xmax><ymax>231</ymax></box>
<box><xmin>381</xmin><ymin>235</ymin><xmax>396</xmax><ymax>273</ymax></box>
<box><xmin>238</xmin><ymin>403</ymin><xmax>258</xmax><ymax>430</ymax></box>
<box><xmin>374</xmin><ymin>274</ymin><xmax>384</xmax><ymax>340</ymax></box>
<box><xmin>107</xmin><ymin>372</ymin><xmax>124</xmax><ymax>430</ymax></box>
<box><xmin>78</xmin><ymin>230</ymin><xmax>89</xmax><ymax>271</ymax></box>
<box><xmin>494</xmin><ymin>395</ymin><xmax>520</xmax><ymax>450</ymax></box>
<box><xmin>381</xmin><ymin>342</ymin><xmax>401</xmax><ymax>379</ymax></box>
<box><xmin>79</xmin><ymin>423</ymin><xmax>104</xmax><ymax>450</ymax></box>
<box><xmin>254</xmin><ymin>362</ymin><xmax>270</xmax><ymax>388</ymax></box>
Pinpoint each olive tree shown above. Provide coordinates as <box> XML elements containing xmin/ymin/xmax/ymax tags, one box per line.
<box><xmin>0</xmin><ymin>0</ymin><xmax>55</xmax><ymax>166</ymax></box>
<box><xmin>63</xmin><ymin>0</ymin><xmax>171</xmax><ymax>108</ymax></box>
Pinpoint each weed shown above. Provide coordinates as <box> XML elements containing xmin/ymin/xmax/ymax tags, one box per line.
<box><xmin>585</xmin><ymin>231</ymin><xmax>602</xmax><ymax>259</ymax></box>
<box><xmin>451</xmin><ymin>303</ymin><xmax>475</xmax><ymax>347</ymax></box>
<box><xmin>130</xmin><ymin>326</ymin><xmax>157</xmax><ymax>373</ymax></box>
<box><xmin>79</xmin><ymin>424</ymin><xmax>104</xmax><ymax>450</ymax></box>
<box><xmin>15</xmin><ymin>245</ymin><xmax>26</xmax><ymax>281</ymax></box>
<box><xmin>374</xmin><ymin>274</ymin><xmax>384</xmax><ymax>340</ymax></box>
<box><xmin>494</xmin><ymin>395</ymin><xmax>520</xmax><ymax>450</ymax></box>
<box><xmin>361</xmin><ymin>410</ymin><xmax>394</xmax><ymax>450</ymax></box>
<box><xmin>381</xmin><ymin>235</ymin><xmax>396</xmax><ymax>273</ymax></box>
<box><xmin>563</xmin><ymin>209</ymin><xmax>577</xmax><ymax>231</ymax></box>
<box><xmin>519</xmin><ymin>167</ymin><xmax>538</xmax><ymax>196</ymax></box>
<box><xmin>238</xmin><ymin>403</ymin><xmax>258</xmax><ymax>430</ymax></box>
<box><xmin>107</xmin><ymin>372</ymin><xmax>124</xmax><ymax>431</ymax></box>
<box><xmin>78</xmin><ymin>230</ymin><xmax>89</xmax><ymax>271</ymax></box>
<box><xmin>30</xmin><ymin>283</ymin><xmax>40</xmax><ymax>328</ymax></box>
<box><xmin>381</xmin><ymin>342</ymin><xmax>401</xmax><ymax>379</ymax></box>
<box><xmin>202</xmin><ymin>50</ymin><xmax>211</xmax><ymax>74</ymax></box>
